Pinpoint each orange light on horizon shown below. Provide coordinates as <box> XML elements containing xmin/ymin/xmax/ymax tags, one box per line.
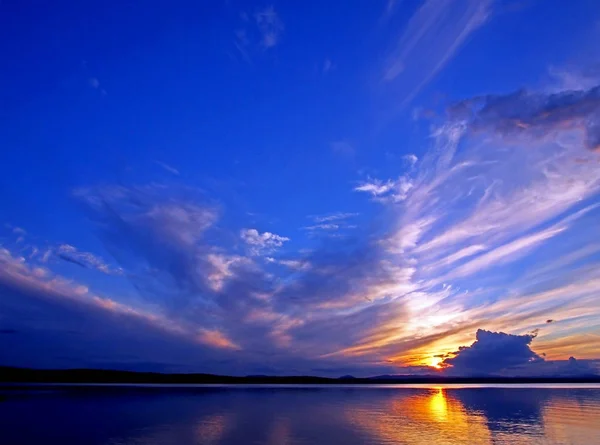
<box><xmin>428</xmin><ymin>356</ymin><xmax>443</xmax><ymax>369</ymax></box>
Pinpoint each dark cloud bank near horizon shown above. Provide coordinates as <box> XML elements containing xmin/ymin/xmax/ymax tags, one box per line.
<box><xmin>441</xmin><ymin>329</ymin><xmax>598</xmax><ymax>378</ymax></box>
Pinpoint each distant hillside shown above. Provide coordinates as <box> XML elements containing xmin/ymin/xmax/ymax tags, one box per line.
<box><xmin>1</xmin><ymin>366</ymin><xmax>600</xmax><ymax>385</ymax></box>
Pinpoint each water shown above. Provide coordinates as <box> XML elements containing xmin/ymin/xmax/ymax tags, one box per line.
<box><xmin>1</xmin><ymin>385</ymin><xmax>599</xmax><ymax>444</ymax></box>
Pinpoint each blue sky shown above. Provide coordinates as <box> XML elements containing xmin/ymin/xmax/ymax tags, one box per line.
<box><xmin>1</xmin><ymin>0</ymin><xmax>600</xmax><ymax>377</ymax></box>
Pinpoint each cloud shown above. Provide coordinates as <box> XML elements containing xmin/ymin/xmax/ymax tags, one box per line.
<box><xmin>277</xmin><ymin>259</ymin><xmax>311</xmax><ymax>271</ymax></box>
<box><xmin>65</xmin><ymin>73</ymin><xmax>600</xmax><ymax>371</ymax></box>
<box><xmin>499</xmin><ymin>356</ymin><xmax>600</xmax><ymax>377</ymax></box>
<box><xmin>323</xmin><ymin>58</ymin><xmax>334</xmax><ymax>73</ymax></box>
<box><xmin>88</xmin><ymin>77</ymin><xmax>107</xmax><ymax>95</ymax></box>
<box><xmin>73</xmin><ymin>185</ymin><xmax>234</xmax><ymax>308</ymax></box>
<box><xmin>334</xmin><ymin>71</ymin><xmax>600</xmax><ymax>369</ymax></box>
<box><xmin>275</xmin><ymin>235</ymin><xmax>416</xmax><ymax>311</ymax></box>
<box><xmin>383</xmin><ymin>0</ymin><xmax>491</xmax><ymax>106</ymax></box>
<box><xmin>234</xmin><ymin>29</ymin><xmax>252</xmax><ymax>62</ymax></box>
<box><xmin>1</xmin><ymin>224</ymin><xmax>122</xmax><ymax>277</ymax></box>
<box><xmin>6</xmin><ymin>64</ymin><xmax>600</xmax><ymax>378</ymax></box>
<box><xmin>450</xmin><ymin>85</ymin><xmax>600</xmax><ymax>151</ymax></box>
<box><xmin>438</xmin><ymin>225</ymin><xmax>566</xmax><ymax>282</ymax></box>
<box><xmin>354</xmin><ymin>179</ymin><xmax>395</xmax><ymax>196</ymax></box>
<box><xmin>0</xmin><ymin>247</ymin><xmax>217</xmax><ymax>371</ymax></box>
<box><xmin>403</xmin><ymin>154</ymin><xmax>418</xmax><ymax>167</ymax></box>
<box><xmin>384</xmin><ymin>0</ymin><xmax>399</xmax><ymax>17</ymax></box>
<box><xmin>331</xmin><ymin>140</ymin><xmax>355</xmax><ymax>157</ymax></box>
<box><xmin>234</xmin><ymin>6</ymin><xmax>283</xmax><ymax>61</ymax></box>
<box><xmin>198</xmin><ymin>329</ymin><xmax>241</xmax><ymax>350</ymax></box>
<box><xmin>41</xmin><ymin>249</ymin><xmax>52</xmax><ymax>263</ymax></box>
<box><xmin>303</xmin><ymin>223</ymin><xmax>341</xmax><ymax>231</ymax></box>
<box><xmin>442</xmin><ymin>329</ymin><xmax>542</xmax><ymax>375</ymax></box>
<box><xmin>12</xmin><ymin>226</ymin><xmax>26</xmax><ymax>235</ymax></box>
<box><xmin>240</xmin><ymin>229</ymin><xmax>289</xmax><ymax>255</ymax></box>
<box><xmin>4</xmin><ymin>224</ymin><xmax>26</xmax><ymax>243</ymax></box>
<box><xmin>205</xmin><ymin>253</ymin><xmax>252</xmax><ymax>292</ymax></box>
<box><xmin>303</xmin><ymin>213</ymin><xmax>359</xmax><ymax>234</ymax></box>
<box><xmin>154</xmin><ymin>161</ymin><xmax>180</xmax><ymax>175</ymax></box>
<box><xmin>548</xmin><ymin>65</ymin><xmax>600</xmax><ymax>92</ymax></box>
<box><xmin>310</xmin><ymin>212</ymin><xmax>359</xmax><ymax>223</ymax></box>
<box><xmin>57</xmin><ymin>244</ymin><xmax>122</xmax><ymax>275</ymax></box>
<box><xmin>254</xmin><ymin>6</ymin><xmax>284</xmax><ymax>49</ymax></box>
<box><xmin>354</xmin><ymin>176</ymin><xmax>413</xmax><ymax>202</ymax></box>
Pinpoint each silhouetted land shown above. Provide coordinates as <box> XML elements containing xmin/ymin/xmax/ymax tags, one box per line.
<box><xmin>1</xmin><ymin>366</ymin><xmax>599</xmax><ymax>386</ymax></box>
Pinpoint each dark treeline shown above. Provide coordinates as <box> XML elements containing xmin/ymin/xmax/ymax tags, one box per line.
<box><xmin>1</xmin><ymin>366</ymin><xmax>600</xmax><ymax>385</ymax></box>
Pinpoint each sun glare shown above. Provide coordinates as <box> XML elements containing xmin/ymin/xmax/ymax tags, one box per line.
<box><xmin>429</xmin><ymin>356</ymin><xmax>443</xmax><ymax>369</ymax></box>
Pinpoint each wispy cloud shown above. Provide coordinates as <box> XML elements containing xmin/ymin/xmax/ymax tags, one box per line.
<box><xmin>331</xmin><ymin>140</ymin><xmax>355</xmax><ymax>157</ymax></box>
<box><xmin>303</xmin><ymin>212</ymin><xmax>358</xmax><ymax>235</ymax></box>
<box><xmin>254</xmin><ymin>6</ymin><xmax>284</xmax><ymax>49</ymax></box>
<box><xmin>303</xmin><ymin>223</ymin><xmax>340</xmax><ymax>231</ymax></box>
<box><xmin>234</xmin><ymin>6</ymin><xmax>284</xmax><ymax>61</ymax></box>
<box><xmin>154</xmin><ymin>160</ymin><xmax>180</xmax><ymax>175</ymax></box>
<box><xmin>3</xmin><ymin>72</ymin><xmax>600</xmax><ymax>374</ymax></box>
<box><xmin>198</xmin><ymin>328</ymin><xmax>241</xmax><ymax>350</ymax></box>
<box><xmin>310</xmin><ymin>212</ymin><xmax>359</xmax><ymax>223</ymax></box>
<box><xmin>450</xmin><ymin>85</ymin><xmax>600</xmax><ymax>151</ymax></box>
<box><xmin>326</xmin><ymin>75</ymin><xmax>600</xmax><ymax>367</ymax></box>
<box><xmin>88</xmin><ymin>77</ymin><xmax>107</xmax><ymax>95</ymax></box>
<box><xmin>57</xmin><ymin>244</ymin><xmax>123</xmax><ymax>275</ymax></box>
<box><xmin>65</xmin><ymin>78</ymin><xmax>599</xmax><ymax>368</ymax></box>
<box><xmin>384</xmin><ymin>0</ymin><xmax>400</xmax><ymax>17</ymax></box>
<box><xmin>383</xmin><ymin>0</ymin><xmax>492</xmax><ymax>106</ymax></box>
<box><xmin>354</xmin><ymin>178</ymin><xmax>395</xmax><ymax>196</ymax></box>
<box><xmin>403</xmin><ymin>153</ymin><xmax>419</xmax><ymax>167</ymax></box>
<box><xmin>354</xmin><ymin>176</ymin><xmax>413</xmax><ymax>202</ymax></box>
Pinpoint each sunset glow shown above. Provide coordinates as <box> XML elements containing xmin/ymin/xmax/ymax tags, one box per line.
<box><xmin>1</xmin><ymin>0</ymin><xmax>599</xmax><ymax>379</ymax></box>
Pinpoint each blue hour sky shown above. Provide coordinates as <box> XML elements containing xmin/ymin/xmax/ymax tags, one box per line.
<box><xmin>1</xmin><ymin>0</ymin><xmax>600</xmax><ymax>377</ymax></box>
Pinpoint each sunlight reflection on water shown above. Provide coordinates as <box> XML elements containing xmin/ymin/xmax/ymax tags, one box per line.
<box><xmin>1</xmin><ymin>385</ymin><xmax>599</xmax><ymax>444</ymax></box>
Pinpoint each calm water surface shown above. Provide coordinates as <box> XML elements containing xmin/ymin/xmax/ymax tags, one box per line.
<box><xmin>1</xmin><ymin>385</ymin><xmax>599</xmax><ymax>444</ymax></box>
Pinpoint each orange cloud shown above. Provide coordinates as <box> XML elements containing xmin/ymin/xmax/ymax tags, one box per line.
<box><xmin>198</xmin><ymin>329</ymin><xmax>241</xmax><ymax>350</ymax></box>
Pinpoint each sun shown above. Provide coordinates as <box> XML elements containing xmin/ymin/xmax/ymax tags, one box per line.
<box><xmin>429</xmin><ymin>356</ymin><xmax>443</xmax><ymax>369</ymax></box>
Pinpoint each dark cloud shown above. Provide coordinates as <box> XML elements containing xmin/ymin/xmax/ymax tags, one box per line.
<box><xmin>498</xmin><ymin>356</ymin><xmax>600</xmax><ymax>377</ymax></box>
<box><xmin>0</xmin><ymin>279</ymin><xmax>224</xmax><ymax>373</ymax></box>
<box><xmin>451</xmin><ymin>85</ymin><xmax>600</xmax><ymax>151</ymax></box>
<box><xmin>276</xmin><ymin>232</ymin><xmax>409</xmax><ymax>309</ymax></box>
<box><xmin>443</xmin><ymin>329</ymin><xmax>543</xmax><ymax>375</ymax></box>
<box><xmin>289</xmin><ymin>298</ymin><xmax>407</xmax><ymax>359</ymax></box>
<box><xmin>73</xmin><ymin>183</ymin><xmax>408</xmax><ymax>362</ymax></box>
<box><xmin>0</xmin><ymin>329</ymin><xmax>18</xmax><ymax>334</ymax></box>
<box><xmin>57</xmin><ymin>253</ymin><xmax>87</xmax><ymax>268</ymax></box>
<box><xmin>75</xmin><ymin>185</ymin><xmax>223</xmax><ymax>305</ymax></box>
<box><xmin>445</xmin><ymin>328</ymin><xmax>599</xmax><ymax>377</ymax></box>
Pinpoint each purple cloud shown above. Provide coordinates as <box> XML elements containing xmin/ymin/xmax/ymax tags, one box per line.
<box><xmin>443</xmin><ymin>329</ymin><xmax>543</xmax><ymax>375</ymax></box>
<box><xmin>451</xmin><ymin>85</ymin><xmax>600</xmax><ymax>151</ymax></box>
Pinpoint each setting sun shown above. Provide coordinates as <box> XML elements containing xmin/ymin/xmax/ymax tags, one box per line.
<box><xmin>429</xmin><ymin>357</ymin><xmax>443</xmax><ymax>369</ymax></box>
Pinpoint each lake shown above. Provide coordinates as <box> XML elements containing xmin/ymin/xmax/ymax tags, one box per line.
<box><xmin>1</xmin><ymin>385</ymin><xmax>599</xmax><ymax>444</ymax></box>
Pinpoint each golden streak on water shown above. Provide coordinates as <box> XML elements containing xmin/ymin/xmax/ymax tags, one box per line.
<box><xmin>348</xmin><ymin>388</ymin><xmax>493</xmax><ymax>444</ymax></box>
<box><xmin>428</xmin><ymin>387</ymin><xmax>448</xmax><ymax>422</ymax></box>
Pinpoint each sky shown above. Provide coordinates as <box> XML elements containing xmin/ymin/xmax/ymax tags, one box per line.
<box><xmin>1</xmin><ymin>0</ymin><xmax>600</xmax><ymax>377</ymax></box>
